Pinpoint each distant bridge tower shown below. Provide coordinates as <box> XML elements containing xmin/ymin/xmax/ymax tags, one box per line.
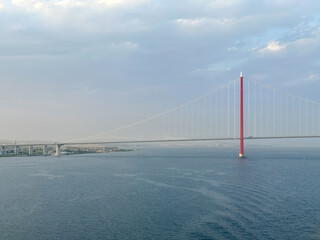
<box><xmin>55</xmin><ymin>144</ymin><xmax>61</xmax><ymax>156</ymax></box>
<box><xmin>29</xmin><ymin>146</ymin><xmax>33</xmax><ymax>156</ymax></box>
<box><xmin>43</xmin><ymin>145</ymin><xmax>47</xmax><ymax>156</ymax></box>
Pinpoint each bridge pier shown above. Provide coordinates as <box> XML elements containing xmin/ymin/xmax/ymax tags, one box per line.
<box><xmin>14</xmin><ymin>145</ymin><xmax>18</xmax><ymax>155</ymax></box>
<box><xmin>55</xmin><ymin>144</ymin><xmax>61</xmax><ymax>156</ymax></box>
<box><xmin>43</xmin><ymin>145</ymin><xmax>47</xmax><ymax>156</ymax></box>
<box><xmin>0</xmin><ymin>146</ymin><xmax>5</xmax><ymax>155</ymax></box>
<box><xmin>29</xmin><ymin>146</ymin><xmax>33</xmax><ymax>156</ymax></box>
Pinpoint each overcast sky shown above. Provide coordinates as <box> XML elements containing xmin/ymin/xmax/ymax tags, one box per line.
<box><xmin>1</xmin><ymin>0</ymin><xmax>320</xmax><ymax>141</ymax></box>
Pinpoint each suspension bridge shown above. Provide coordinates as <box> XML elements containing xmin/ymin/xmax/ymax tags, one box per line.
<box><xmin>2</xmin><ymin>73</ymin><xmax>320</xmax><ymax>157</ymax></box>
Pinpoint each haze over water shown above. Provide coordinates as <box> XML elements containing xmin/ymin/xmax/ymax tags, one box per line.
<box><xmin>0</xmin><ymin>146</ymin><xmax>319</xmax><ymax>239</ymax></box>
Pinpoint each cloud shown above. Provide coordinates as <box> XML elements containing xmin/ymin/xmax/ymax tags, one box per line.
<box><xmin>109</xmin><ymin>41</ymin><xmax>139</xmax><ymax>51</ymax></box>
<box><xmin>11</xmin><ymin>0</ymin><xmax>149</xmax><ymax>11</ymax></box>
<box><xmin>254</xmin><ymin>29</ymin><xmax>320</xmax><ymax>58</ymax></box>
<box><xmin>303</xmin><ymin>73</ymin><xmax>320</xmax><ymax>83</ymax></box>
<box><xmin>10</xmin><ymin>0</ymin><xmax>151</xmax><ymax>34</ymax></box>
<box><xmin>256</xmin><ymin>41</ymin><xmax>287</xmax><ymax>55</ymax></box>
<box><xmin>194</xmin><ymin>59</ymin><xmax>248</xmax><ymax>73</ymax></box>
<box><xmin>290</xmin><ymin>30</ymin><xmax>320</xmax><ymax>54</ymax></box>
<box><xmin>97</xmin><ymin>0</ymin><xmax>149</xmax><ymax>8</ymax></box>
<box><xmin>78</xmin><ymin>41</ymin><xmax>139</xmax><ymax>60</ymax></box>
<box><xmin>176</xmin><ymin>18</ymin><xmax>228</xmax><ymax>27</ymax></box>
<box><xmin>175</xmin><ymin>17</ymin><xmax>235</xmax><ymax>35</ymax></box>
<box><xmin>281</xmin><ymin>73</ymin><xmax>320</xmax><ymax>87</ymax></box>
<box><xmin>176</xmin><ymin>17</ymin><xmax>233</xmax><ymax>28</ymax></box>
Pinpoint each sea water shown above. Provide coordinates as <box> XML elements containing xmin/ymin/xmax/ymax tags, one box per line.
<box><xmin>0</xmin><ymin>146</ymin><xmax>319</xmax><ymax>239</ymax></box>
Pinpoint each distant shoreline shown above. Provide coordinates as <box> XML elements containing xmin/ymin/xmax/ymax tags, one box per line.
<box><xmin>0</xmin><ymin>148</ymin><xmax>133</xmax><ymax>158</ymax></box>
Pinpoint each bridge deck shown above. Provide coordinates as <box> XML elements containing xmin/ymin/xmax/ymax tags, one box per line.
<box><xmin>1</xmin><ymin>136</ymin><xmax>320</xmax><ymax>147</ymax></box>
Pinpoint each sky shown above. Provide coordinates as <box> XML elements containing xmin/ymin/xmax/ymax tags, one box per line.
<box><xmin>1</xmin><ymin>0</ymin><xmax>320</xmax><ymax>142</ymax></box>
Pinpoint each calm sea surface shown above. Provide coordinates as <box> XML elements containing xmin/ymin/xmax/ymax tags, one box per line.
<box><xmin>0</xmin><ymin>146</ymin><xmax>319</xmax><ymax>240</ymax></box>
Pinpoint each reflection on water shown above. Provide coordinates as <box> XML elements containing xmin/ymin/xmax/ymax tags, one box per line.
<box><xmin>0</xmin><ymin>147</ymin><xmax>319</xmax><ymax>240</ymax></box>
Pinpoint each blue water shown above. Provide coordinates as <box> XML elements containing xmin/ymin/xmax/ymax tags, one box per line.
<box><xmin>0</xmin><ymin>147</ymin><xmax>319</xmax><ymax>240</ymax></box>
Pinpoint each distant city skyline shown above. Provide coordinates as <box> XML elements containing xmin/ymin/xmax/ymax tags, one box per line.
<box><xmin>1</xmin><ymin>0</ymin><xmax>320</xmax><ymax>141</ymax></box>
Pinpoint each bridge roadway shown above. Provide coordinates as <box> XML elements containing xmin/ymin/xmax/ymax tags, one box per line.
<box><xmin>1</xmin><ymin>135</ymin><xmax>320</xmax><ymax>156</ymax></box>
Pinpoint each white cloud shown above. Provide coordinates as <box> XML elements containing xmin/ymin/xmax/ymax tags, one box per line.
<box><xmin>228</xmin><ymin>47</ymin><xmax>238</xmax><ymax>51</ymax></box>
<box><xmin>304</xmin><ymin>73</ymin><xmax>320</xmax><ymax>83</ymax></box>
<box><xmin>11</xmin><ymin>0</ymin><xmax>149</xmax><ymax>11</ymax></box>
<box><xmin>9</xmin><ymin>0</ymin><xmax>151</xmax><ymax>35</ymax></box>
<box><xmin>204</xmin><ymin>0</ymin><xmax>249</xmax><ymax>16</ymax></box>
<box><xmin>256</xmin><ymin>41</ymin><xmax>287</xmax><ymax>54</ymax></box>
<box><xmin>176</xmin><ymin>17</ymin><xmax>233</xmax><ymax>28</ymax></box>
<box><xmin>281</xmin><ymin>73</ymin><xmax>320</xmax><ymax>87</ymax></box>
<box><xmin>106</xmin><ymin>41</ymin><xmax>139</xmax><ymax>53</ymax></box>
<box><xmin>74</xmin><ymin>41</ymin><xmax>139</xmax><ymax>60</ymax></box>
<box><xmin>254</xmin><ymin>30</ymin><xmax>320</xmax><ymax>57</ymax></box>
<box><xmin>290</xmin><ymin>31</ymin><xmax>320</xmax><ymax>54</ymax></box>
<box><xmin>97</xmin><ymin>0</ymin><xmax>149</xmax><ymax>8</ymax></box>
<box><xmin>175</xmin><ymin>17</ymin><xmax>235</xmax><ymax>35</ymax></box>
<box><xmin>193</xmin><ymin>59</ymin><xmax>248</xmax><ymax>73</ymax></box>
